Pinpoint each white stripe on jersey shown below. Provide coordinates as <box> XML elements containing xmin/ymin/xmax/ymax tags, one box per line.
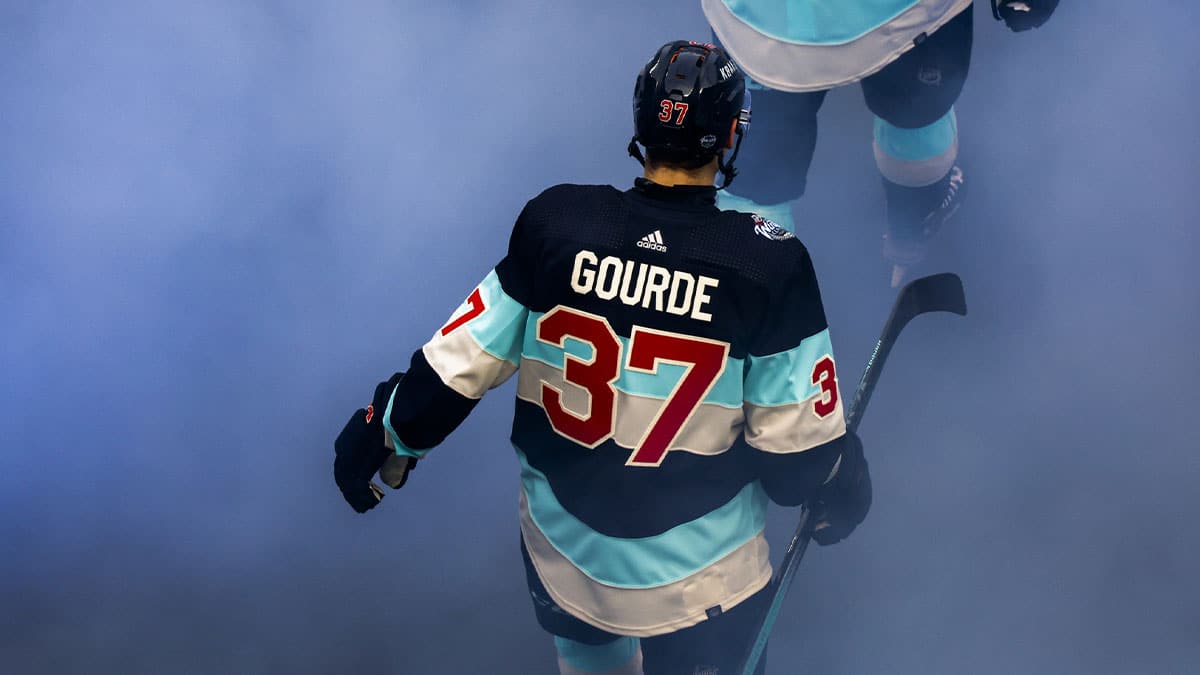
<box><xmin>422</xmin><ymin>326</ymin><xmax>518</xmax><ymax>399</ymax></box>
<box><xmin>516</xmin><ymin>359</ymin><xmax>744</xmax><ymax>458</ymax></box>
<box><xmin>518</xmin><ymin>488</ymin><xmax>772</xmax><ymax>637</ymax></box>
<box><xmin>743</xmin><ymin>397</ymin><xmax>847</xmax><ymax>454</ymax></box>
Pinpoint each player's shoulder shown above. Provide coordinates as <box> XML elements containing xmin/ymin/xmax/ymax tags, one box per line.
<box><xmin>525</xmin><ymin>183</ymin><xmax>624</xmax><ymax>212</ymax></box>
<box><xmin>517</xmin><ymin>183</ymin><xmax>628</xmax><ymax>242</ymax></box>
<box><xmin>710</xmin><ymin>209</ymin><xmax>814</xmax><ymax>279</ymax></box>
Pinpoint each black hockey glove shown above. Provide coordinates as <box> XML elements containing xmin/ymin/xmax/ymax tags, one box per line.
<box><xmin>333</xmin><ymin>372</ymin><xmax>416</xmax><ymax>513</ymax></box>
<box><xmin>991</xmin><ymin>0</ymin><xmax>1059</xmax><ymax>32</ymax></box>
<box><xmin>811</xmin><ymin>431</ymin><xmax>872</xmax><ymax>546</ymax></box>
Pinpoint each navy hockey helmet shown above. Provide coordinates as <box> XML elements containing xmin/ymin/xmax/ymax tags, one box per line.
<box><xmin>629</xmin><ymin>40</ymin><xmax>751</xmax><ymax>188</ymax></box>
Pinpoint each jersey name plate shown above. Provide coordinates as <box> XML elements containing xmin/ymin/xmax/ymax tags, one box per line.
<box><xmin>569</xmin><ymin>249</ymin><xmax>719</xmax><ymax>322</ymax></box>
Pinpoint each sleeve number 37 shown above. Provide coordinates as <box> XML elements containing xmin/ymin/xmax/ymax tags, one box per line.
<box><xmin>536</xmin><ymin>306</ymin><xmax>727</xmax><ymax>467</ymax></box>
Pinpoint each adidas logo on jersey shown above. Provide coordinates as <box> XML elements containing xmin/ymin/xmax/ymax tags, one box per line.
<box><xmin>636</xmin><ymin>230</ymin><xmax>667</xmax><ymax>253</ymax></box>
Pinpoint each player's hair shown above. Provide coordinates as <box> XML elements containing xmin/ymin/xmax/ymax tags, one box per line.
<box><xmin>644</xmin><ymin>146</ymin><xmax>717</xmax><ymax>171</ymax></box>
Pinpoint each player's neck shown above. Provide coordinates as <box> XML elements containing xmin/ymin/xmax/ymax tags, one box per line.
<box><xmin>643</xmin><ymin>160</ymin><xmax>719</xmax><ymax>188</ymax></box>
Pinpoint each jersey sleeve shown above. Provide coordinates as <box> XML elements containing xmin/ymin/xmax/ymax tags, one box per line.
<box><xmin>742</xmin><ymin>243</ymin><xmax>850</xmax><ymax>505</ymax></box>
<box><xmin>383</xmin><ymin>205</ymin><xmax>537</xmax><ymax>458</ymax></box>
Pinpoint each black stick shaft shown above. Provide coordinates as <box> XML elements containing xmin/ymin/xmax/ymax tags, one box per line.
<box><xmin>845</xmin><ymin>333</ymin><xmax>895</xmax><ymax>435</ymax></box>
<box><xmin>738</xmin><ymin>273</ymin><xmax>965</xmax><ymax>675</ymax></box>
<box><xmin>737</xmin><ymin>339</ymin><xmax>881</xmax><ymax>674</ymax></box>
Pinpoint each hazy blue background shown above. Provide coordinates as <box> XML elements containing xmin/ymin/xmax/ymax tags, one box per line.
<box><xmin>2</xmin><ymin>1</ymin><xmax>1197</xmax><ymax>673</ymax></box>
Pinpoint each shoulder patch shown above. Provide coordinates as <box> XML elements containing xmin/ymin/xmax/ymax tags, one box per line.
<box><xmin>751</xmin><ymin>213</ymin><xmax>794</xmax><ymax>241</ymax></box>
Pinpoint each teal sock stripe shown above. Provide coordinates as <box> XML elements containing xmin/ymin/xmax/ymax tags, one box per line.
<box><xmin>873</xmin><ymin>108</ymin><xmax>957</xmax><ymax>161</ymax></box>
<box><xmin>554</xmin><ymin>636</ymin><xmax>639</xmax><ymax>672</ymax></box>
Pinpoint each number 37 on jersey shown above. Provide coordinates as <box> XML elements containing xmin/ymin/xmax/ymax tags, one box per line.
<box><xmin>490</xmin><ymin>305</ymin><xmax>840</xmax><ymax>468</ymax></box>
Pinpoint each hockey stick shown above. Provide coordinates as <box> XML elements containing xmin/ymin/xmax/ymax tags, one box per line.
<box><xmin>738</xmin><ymin>272</ymin><xmax>967</xmax><ymax>675</ymax></box>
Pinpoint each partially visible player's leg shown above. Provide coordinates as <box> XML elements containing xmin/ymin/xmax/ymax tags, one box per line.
<box><xmin>716</xmin><ymin>81</ymin><xmax>828</xmax><ymax>234</ymax></box>
<box><xmin>861</xmin><ymin>5</ymin><xmax>974</xmax><ymax>284</ymax></box>
<box><xmin>556</xmin><ymin>636</ymin><xmax>645</xmax><ymax>675</ymax></box>
<box><xmin>639</xmin><ymin>583</ymin><xmax>771</xmax><ymax>675</ymax></box>
<box><xmin>521</xmin><ymin>536</ymin><xmax>646</xmax><ymax>674</ymax></box>
<box><xmin>875</xmin><ymin>111</ymin><xmax>966</xmax><ymax>284</ymax></box>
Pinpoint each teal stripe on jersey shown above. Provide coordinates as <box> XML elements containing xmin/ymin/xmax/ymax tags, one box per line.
<box><xmin>466</xmin><ymin>270</ymin><xmax>527</xmax><ymax>365</ymax></box>
<box><xmin>521</xmin><ymin>312</ymin><xmax>743</xmax><ymax>408</ymax></box>
<box><xmin>517</xmin><ymin>448</ymin><xmax>768</xmax><ymax>588</ymax></box>
<box><xmin>383</xmin><ymin>386</ymin><xmax>430</xmax><ymax>459</ymax></box>
<box><xmin>744</xmin><ymin>328</ymin><xmax>833</xmax><ymax>407</ymax></box>
<box><xmin>874</xmin><ymin>108</ymin><xmax>957</xmax><ymax>161</ymax></box>
<box><xmin>554</xmin><ymin>636</ymin><xmax>640</xmax><ymax>672</ymax></box>
<box><xmin>723</xmin><ymin>0</ymin><xmax>919</xmax><ymax>45</ymax></box>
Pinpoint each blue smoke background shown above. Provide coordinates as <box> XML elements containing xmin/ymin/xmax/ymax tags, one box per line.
<box><xmin>2</xmin><ymin>1</ymin><xmax>1197</xmax><ymax>672</ymax></box>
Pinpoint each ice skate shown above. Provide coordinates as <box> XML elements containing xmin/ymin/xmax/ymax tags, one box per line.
<box><xmin>883</xmin><ymin>164</ymin><xmax>966</xmax><ymax>286</ymax></box>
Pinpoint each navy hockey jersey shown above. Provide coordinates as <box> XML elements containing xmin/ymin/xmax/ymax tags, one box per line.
<box><xmin>384</xmin><ymin>179</ymin><xmax>850</xmax><ymax>636</ymax></box>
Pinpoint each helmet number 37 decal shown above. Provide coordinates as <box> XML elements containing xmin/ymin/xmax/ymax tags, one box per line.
<box><xmin>658</xmin><ymin>100</ymin><xmax>689</xmax><ymax>125</ymax></box>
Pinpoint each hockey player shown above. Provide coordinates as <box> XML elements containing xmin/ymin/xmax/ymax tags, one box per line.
<box><xmin>702</xmin><ymin>0</ymin><xmax>1060</xmax><ymax>285</ymax></box>
<box><xmin>333</xmin><ymin>41</ymin><xmax>871</xmax><ymax>675</ymax></box>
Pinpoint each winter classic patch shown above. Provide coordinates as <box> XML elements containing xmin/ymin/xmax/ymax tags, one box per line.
<box><xmin>752</xmin><ymin>213</ymin><xmax>794</xmax><ymax>241</ymax></box>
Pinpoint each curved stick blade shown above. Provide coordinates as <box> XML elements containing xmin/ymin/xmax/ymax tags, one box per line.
<box><xmin>894</xmin><ymin>272</ymin><xmax>967</xmax><ymax>333</ymax></box>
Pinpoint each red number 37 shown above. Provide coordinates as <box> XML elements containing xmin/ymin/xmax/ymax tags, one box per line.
<box><xmin>536</xmin><ymin>307</ymin><xmax>726</xmax><ymax>467</ymax></box>
<box><xmin>658</xmin><ymin>99</ymin><xmax>689</xmax><ymax>125</ymax></box>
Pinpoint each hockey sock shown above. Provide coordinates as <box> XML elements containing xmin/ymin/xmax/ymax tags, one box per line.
<box><xmin>873</xmin><ymin>107</ymin><xmax>958</xmax><ymax>189</ymax></box>
<box><xmin>554</xmin><ymin>635</ymin><xmax>644</xmax><ymax>675</ymax></box>
<box><xmin>716</xmin><ymin>190</ymin><xmax>797</xmax><ymax>233</ymax></box>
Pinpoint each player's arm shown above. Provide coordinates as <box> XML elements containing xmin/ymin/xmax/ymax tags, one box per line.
<box><xmin>382</xmin><ymin>268</ymin><xmax>528</xmax><ymax>457</ymax></box>
<box><xmin>383</xmin><ymin>207</ymin><xmax>537</xmax><ymax>458</ymax></box>
<box><xmin>332</xmin><ymin>206</ymin><xmax>536</xmax><ymax>512</ymax></box>
<box><xmin>742</xmin><ymin>244</ymin><xmax>870</xmax><ymax>544</ymax></box>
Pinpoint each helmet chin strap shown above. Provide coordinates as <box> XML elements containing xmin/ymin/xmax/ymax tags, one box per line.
<box><xmin>628</xmin><ymin>138</ymin><xmax>646</xmax><ymax>167</ymax></box>
<box><xmin>717</xmin><ymin>125</ymin><xmax>746</xmax><ymax>190</ymax></box>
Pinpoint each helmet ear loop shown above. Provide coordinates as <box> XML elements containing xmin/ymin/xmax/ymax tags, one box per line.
<box><xmin>717</xmin><ymin>123</ymin><xmax>746</xmax><ymax>190</ymax></box>
<box><xmin>717</xmin><ymin>101</ymin><xmax>751</xmax><ymax>189</ymax></box>
<box><xmin>725</xmin><ymin>116</ymin><xmax>740</xmax><ymax>150</ymax></box>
